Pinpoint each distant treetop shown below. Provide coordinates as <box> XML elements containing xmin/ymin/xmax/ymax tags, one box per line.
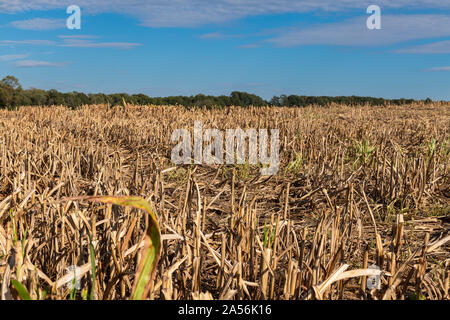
<box><xmin>0</xmin><ymin>75</ymin><xmax>436</xmax><ymax>109</ymax></box>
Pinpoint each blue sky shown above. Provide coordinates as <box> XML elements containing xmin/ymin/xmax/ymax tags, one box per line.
<box><xmin>1</xmin><ymin>1</ymin><xmax>450</xmax><ymax>100</ymax></box>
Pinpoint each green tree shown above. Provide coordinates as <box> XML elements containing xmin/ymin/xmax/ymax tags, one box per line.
<box><xmin>0</xmin><ymin>75</ymin><xmax>21</xmax><ymax>108</ymax></box>
<box><xmin>1</xmin><ymin>75</ymin><xmax>22</xmax><ymax>90</ymax></box>
<box><xmin>0</xmin><ymin>85</ymin><xmax>14</xmax><ymax>107</ymax></box>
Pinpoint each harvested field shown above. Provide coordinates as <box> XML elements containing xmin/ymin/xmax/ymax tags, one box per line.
<box><xmin>0</xmin><ymin>103</ymin><xmax>449</xmax><ymax>300</ymax></box>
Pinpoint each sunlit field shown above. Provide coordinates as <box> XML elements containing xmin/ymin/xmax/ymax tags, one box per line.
<box><xmin>0</xmin><ymin>103</ymin><xmax>448</xmax><ymax>300</ymax></box>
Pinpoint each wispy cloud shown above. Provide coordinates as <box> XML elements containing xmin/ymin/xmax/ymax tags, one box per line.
<box><xmin>199</xmin><ymin>32</ymin><xmax>244</xmax><ymax>40</ymax></box>
<box><xmin>2</xmin><ymin>2</ymin><xmax>450</xmax><ymax>53</ymax></box>
<box><xmin>0</xmin><ymin>40</ymin><xmax>57</xmax><ymax>46</ymax></box>
<box><xmin>0</xmin><ymin>54</ymin><xmax>29</xmax><ymax>61</ymax></box>
<box><xmin>265</xmin><ymin>15</ymin><xmax>450</xmax><ymax>47</ymax></box>
<box><xmin>59</xmin><ymin>38</ymin><xmax>141</xmax><ymax>49</ymax></box>
<box><xmin>425</xmin><ymin>66</ymin><xmax>450</xmax><ymax>72</ymax></box>
<box><xmin>10</xmin><ymin>18</ymin><xmax>65</xmax><ymax>30</ymax></box>
<box><xmin>58</xmin><ymin>35</ymin><xmax>99</xmax><ymax>39</ymax></box>
<box><xmin>1</xmin><ymin>1</ymin><xmax>450</xmax><ymax>28</ymax></box>
<box><xmin>14</xmin><ymin>60</ymin><xmax>66</xmax><ymax>68</ymax></box>
<box><xmin>238</xmin><ymin>43</ymin><xmax>261</xmax><ymax>49</ymax></box>
<box><xmin>396</xmin><ymin>40</ymin><xmax>450</xmax><ymax>54</ymax></box>
<box><xmin>199</xmin><ymin>32</ymin><xmax>227</xmax><ymax>39</ymax></box>
<box><xmin>0</xmin><ymin>37</ymin><xmax>141</xmax><ymax>49</ymax></box>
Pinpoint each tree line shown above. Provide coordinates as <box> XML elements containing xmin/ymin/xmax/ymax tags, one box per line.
<box><xmin>0</xmin><ymin>75</ymin><xmax>435</xmax><ymax>109</ymax></box>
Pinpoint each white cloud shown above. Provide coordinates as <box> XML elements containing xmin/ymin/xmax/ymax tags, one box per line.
<box><xmin>10</xmin><ymin>18</ymin><xmax>65</xmax><ymax>30</ymax></box>
<box><xmin>0</xmin><ymin>40</ymin><xmax>56</xmax><ymax>46</ymax></box>
<box><xmin>238</xmin><ymin>43</ymin><xmax>261</xmax><ymax>49</ymax></box>
<box><xmin>396</xmin><ymin>40</ymin><xmax>450</xmax><ymax>54</ymax></box>
<box><xmin>59</xmin><ymin>38</ymin><xmax>141</xmax><ymax>49</ymax></box>
<box><xmin>0</xmin><ymin>37</ymin><xmax>141</xmax><ymax>49</ymax></box>
<box><xmin>266</xmin><ymin>15</ymin><xmax>450</xmax><ymax>47</ymax></box>
<box><xmin>199</xmin><ymin>32</ymin><xmax>227</xmax><ymax>39</ymax></box>
<box><xmin>14</xmin><ymin>60</ymin><xmax>65</xmax><ymax>67</ymax></box>
<box><xmin>199</xmin><ymin>32</ymin><xmax>244</xmax><ymax>39</ymax></box>
<box><xmin>2</xmin><ymin>1</ymin><xmax>450</xmax><ymax>51</ymax></box>
<box><xmin>58</xmin><ymin>35</ymin><xmax>98</xmax><ymax>39</ymax></box>
<box><xmin>0</xmin><ymin>54</ymin><xmax>29</xmax><ymax>61</ymax></box>
<box><xmin>425</xmin><ymin>66</ymin><xmax>450</xmax><ymax>71</ymax></box>
<box><xmin>1</xmin><ymin>1</ymin><xmax>450</xmax><ymax>27</ymax></box>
